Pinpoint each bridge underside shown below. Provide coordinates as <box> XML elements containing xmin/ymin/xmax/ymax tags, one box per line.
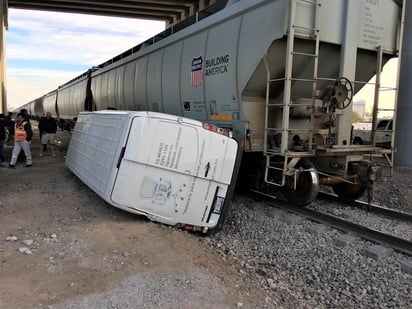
<box><xmin>6</xmin><ymin>0</ymin><xmax>224</xmax><ymax>27</ymax></box>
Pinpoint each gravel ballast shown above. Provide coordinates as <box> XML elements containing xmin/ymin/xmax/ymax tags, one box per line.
<box><xmin>204</xmin><ymin>190</ymin><xmax>412</xmax><ymax>307</ymax></box>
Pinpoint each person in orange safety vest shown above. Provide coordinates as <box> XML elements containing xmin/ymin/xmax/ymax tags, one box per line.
<box><xmin>9</xmin><ymin>113</ymin><xmax>33</xmax><ymax>168</ymax></box>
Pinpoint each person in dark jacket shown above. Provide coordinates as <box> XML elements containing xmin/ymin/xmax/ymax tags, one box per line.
<box><xmin>0</xmin><ymin>114</ymin><xmax>6</xmax><ymax>165</ymax></box>
<box><xmin>38</xmin><ymin>112</ymin><xmax>57</xmax><ymax>157</ymax></box>
<box><xmin>5</xmin><ymin>112</ymin><xmax>14</xmax><ymax>140</ymax></box>
<box><xmin>9</xmin><ymin>113</ymin><xmax>33</xmax><ymax>168</ymax></box>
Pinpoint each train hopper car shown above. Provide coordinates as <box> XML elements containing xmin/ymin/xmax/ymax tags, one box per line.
<box><xmin>42</xmin><ymin>90</ymin><xmax>58</xmax><ymax>118</ymax></box>
<box><xmin>65</xmin><ymin>110</ymin><xmax>239</xmax><ymax>233</ymax></box>
<box><xmin>22</xmin><ymin>0</ymin><xmax>403</xmax><ymax>206</ymax></box>
<box><xmin>56</xmin><ymin>69</ymin><xmax>94</xmax><ymax>124</ymax></box>
<box><xmin>85</xmin><ymin>0</ymin><xmax>401</xmax><ymax>204</ymax></box>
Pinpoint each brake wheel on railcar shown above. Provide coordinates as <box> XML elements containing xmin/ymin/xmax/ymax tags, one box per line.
<box><xmin>281</xmin><ymin>159</ymin><xmax>319</xmax><ymax>206</ymax></box>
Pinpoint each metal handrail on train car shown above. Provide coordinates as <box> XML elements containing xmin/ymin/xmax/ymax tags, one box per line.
<box><xmin>263</xmin><ymin>0</ymin><xmax>320</xmax><ymax>187</ymax></box>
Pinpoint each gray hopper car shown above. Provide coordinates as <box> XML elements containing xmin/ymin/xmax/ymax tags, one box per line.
<box><xmin>20</xmin><ymin>0</ymin><xmax>403</xmax><ymax>205</ymax></box>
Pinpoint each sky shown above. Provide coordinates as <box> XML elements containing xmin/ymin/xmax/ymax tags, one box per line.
<box><xmin>6</xmin><ymin>9</ymin><xmax>165</xmax><ymax>111</ymax></box>
<box><xmin>353</xmin><ymin>57</ymin><xmax>398</xmax><ymax>119</ymax></box>
<box><xmin>5</xmin><ymin>8</ymin><xmax>398</xmax><ymax>118</ymax></box>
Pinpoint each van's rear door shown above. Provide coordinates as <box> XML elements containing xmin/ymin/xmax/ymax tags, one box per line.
<box><xmin>110</xmin><ymin>115</ymin><xmax>238</xmax><ymax>229</ymax></box>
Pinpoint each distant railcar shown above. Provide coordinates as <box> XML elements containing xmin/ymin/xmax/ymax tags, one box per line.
<box><xmin>42</xmin><ymin>90</ymin><xmax>58</xmax><ymax>118</ymax></box>
<box><xmin>16</xmin><ymin>101</ymin><xmax>35</xmax><ymax>119</ymax></box>
<box><xmin>56</xmin><ymin>69</ymin><xmax>94</xmax><ymax>126</ymax></box>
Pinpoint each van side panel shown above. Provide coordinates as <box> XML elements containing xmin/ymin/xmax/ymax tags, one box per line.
<box><xmin>65</xmin><ymin>113</ymin><xmax>128</xmax><ymax>197</ymax></box>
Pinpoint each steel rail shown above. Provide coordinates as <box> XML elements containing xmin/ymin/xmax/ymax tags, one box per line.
<box><xmin>248</xmin><ymin>190</ymin><xmax>412</xmax><ymax>256</ymax></box>
<box><xmin>318</xmin><ymin>191</ymin><xmax>412</xmax><ymax>223</ymax></box>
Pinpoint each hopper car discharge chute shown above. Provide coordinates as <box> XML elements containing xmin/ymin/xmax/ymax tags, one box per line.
<box><xmin>21</xmin><ymin>0</ymin><xmax>403</xmax><ymax>208</ymax></box>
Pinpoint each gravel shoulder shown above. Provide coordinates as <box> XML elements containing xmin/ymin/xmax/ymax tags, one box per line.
<box><xmin>0</xmin><ymin>129</ymin><xmax>276</xmax><ymax>309</ymax></box>
<box><xmin>1</xmin><ymin>125</ymin><xmax>411</xmax><ymax>308</ymax></box>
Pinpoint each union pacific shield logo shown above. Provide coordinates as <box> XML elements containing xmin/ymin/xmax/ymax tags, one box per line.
<box><xmin>190</xmin><ymin>56</ymin><xmax>203</xmax><ymax>87</ymax></box>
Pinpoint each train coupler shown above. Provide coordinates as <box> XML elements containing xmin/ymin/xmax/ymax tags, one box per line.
<box><xmin>357</xmin><ymin>160</ymin><xmax>382</xmax><ymax>205</ymax></box>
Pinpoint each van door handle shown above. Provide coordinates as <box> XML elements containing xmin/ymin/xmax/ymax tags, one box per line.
<box><xmin>117</xmin><ymin>146</ymin><xmax>126</xmax><ymax>168</ymax></box>
<box><xmin>204</xmin><ymin>162</ymin><xmax>210</xmax><ymax>177</ymax></box>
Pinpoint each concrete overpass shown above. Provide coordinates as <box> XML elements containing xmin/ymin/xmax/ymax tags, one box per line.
<box><xmin>6</xmin><ymin>0</ymin><xmax>224</xmax><ymax>26</ymax></box>
<box><xmin>0</xmin><ymin>0</ymin><xmax>226</xmax><ymax>113</ymax></box>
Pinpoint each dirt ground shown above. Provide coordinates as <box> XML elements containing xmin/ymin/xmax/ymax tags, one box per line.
<box><xmin>0</xmin><ymin>126</ymin><xmax>274</xmax><ymax>309</ymax></box>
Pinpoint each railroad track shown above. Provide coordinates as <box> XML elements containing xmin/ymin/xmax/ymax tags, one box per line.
<box><xmin>318</xmin><ymin>191</ymin><xmax>412</xmax><ymax>223</ymax></box>
<box><xmin>247</xmin><ymin>190</ymin><xmax>412</xmax><ymax>256</ymax></box>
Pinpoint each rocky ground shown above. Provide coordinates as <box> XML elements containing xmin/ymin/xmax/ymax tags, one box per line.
<box><xmin>1</xmin><ymin>125</ymin><xmax>411</xmax><ymax>308</ymax></box>
<box><xmin>205</xmin><ymin>158</ymin><xmax>412</xmax><ymax>308</ymax></box>
<box><xmin>0</xmin><ymin>127</ymin><xmax>276</xmax><ymax>309</ymax></box>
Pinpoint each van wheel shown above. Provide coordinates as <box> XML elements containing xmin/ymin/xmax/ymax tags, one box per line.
<box><xmin>353</xmin><ymin>137</ymin><xmax>363</xmax><ymax>145</ymax></box>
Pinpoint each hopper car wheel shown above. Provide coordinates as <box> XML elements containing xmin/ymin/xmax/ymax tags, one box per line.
<box><xmin>281</xmin><ymin>159</ymin><xmax>319</xmax><ymax>206</ymax></box>
<box><xmin>332</xmin><ymin>177</ymin><xmax>366</xmax><ymax>200</ymax></box>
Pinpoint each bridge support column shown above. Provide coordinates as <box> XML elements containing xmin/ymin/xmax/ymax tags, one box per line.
<box><xmin>0</xmin><ymin>0</ymin><xmax>7</xmax><ymax>114</ymax></box>
<box><xmin>395</xmin><ymin>0</ymin><xmax>412</xmax><ymax>168</ymax></box>
<box><xmin>338</xmin><ymin>0</ymin><xmax>360</xmax><ymax>145</ymax></box>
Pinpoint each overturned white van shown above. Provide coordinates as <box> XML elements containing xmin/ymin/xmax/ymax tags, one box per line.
<box><xmin>65</xmin><ymin>110</ymin><xmax>239</xmax><ymax>233</ymax></box>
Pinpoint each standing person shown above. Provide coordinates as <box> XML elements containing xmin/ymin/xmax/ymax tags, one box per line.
<box><xmin>9</xmin><ymin>113</ymin><xmax>33</xmax><ymax>168</ymax></box>
<box><xmin>38</xmin><ymin>112</ymin><xmax>57</xmax><ymax>157</ymax></box>
<box><xmin>0</xmin><ymin>114</ymin><xmax>6</xmax><ymax>165</ymax></box>
<box><xmin>17</xmin><ymin>109</ymin><xmax>30</xmax><ymax>162</ymax></box>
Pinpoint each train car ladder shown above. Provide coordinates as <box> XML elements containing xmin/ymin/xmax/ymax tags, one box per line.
<box><xmin>370</xmin><ymin>46</ymin><xmax>397</xmax><ymax>176</ymax></box>
<box><xmin>264</xmin><ymin>0</ymin><xmax>321</xmax><ymax>186</ymax></box>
